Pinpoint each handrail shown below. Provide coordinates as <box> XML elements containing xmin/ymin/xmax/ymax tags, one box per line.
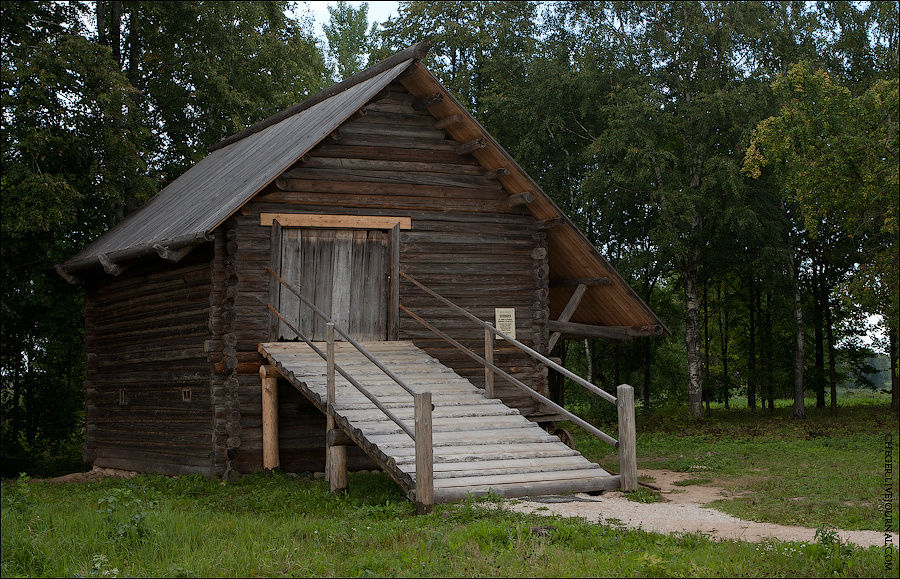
<box><xmin>266</xmin><ymin>267</ymin><xmax>434</xmax><ymax>512</ymax></box>
<box><xmin>268</xmin><ymin>267</ymin><xmax>417</xmax><ymax>398</ymax></box>
<box><xmin>400</xmin><ymin>271</ymin><xmax>617</xmax><ymax>405</ymax></box>
<box><xmin>266</xmin><ymin>305</ymin><xmax>415</xmax><ymax>439</ymax></box>
<box><xmin>400</xmin><ymin>304</ymin><xmax>618</xmax><ymax>446</ymax></box>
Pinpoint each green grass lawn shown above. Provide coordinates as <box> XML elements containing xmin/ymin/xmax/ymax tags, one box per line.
<box><xmin>580</xmin><ymin>391</ymin><xmax>899</xmax><ymax>533</ymax></box>
<box><xmin>2</xmin><ymin>391</ymin><xmax>897</xmax><ymax>577</ymax></box>
<box><xmin>0</xmin><ymin>471</ymin><xmax>892</xmax><ymax>578</ymax></box>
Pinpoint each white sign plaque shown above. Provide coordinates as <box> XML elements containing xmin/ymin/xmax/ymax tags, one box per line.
<box><xmin>494</xmin><ymin>308</ymin><xmax>516</xmax><ymax>340</ymax></box>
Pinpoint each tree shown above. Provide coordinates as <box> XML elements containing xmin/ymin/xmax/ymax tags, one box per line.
<box><xmin>743</xmin><ymin>63</ymin><xmax>899</xmax><ymax>410</ymax></box>
<box><xmin>323</xmin><ymin>0</ymin><xmax>372</xmax><ymax>80</ymax></box>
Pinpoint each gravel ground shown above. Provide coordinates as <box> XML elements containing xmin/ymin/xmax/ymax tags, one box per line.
<box><xmin>506</xmin><ymin>469</ymin><xmax>897</xmax><ymax>549</ymax></box>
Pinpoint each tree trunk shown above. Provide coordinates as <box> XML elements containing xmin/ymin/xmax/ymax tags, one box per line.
<box><xmin>97</xmin><ymin>1</ymin><xmax>107</xmax><ymax>46</ymax></box>
<box><xmin>613</xmin><ymin>342</ymin><xmax>621</xmax><ymax>387</ymax></box>
<box><xmin>549</xmin><ymin>340</ymin><xmax>567</xmax><ymax>407</ymax></box>
<box><xmin>890</xmin><ymin>325</ymin><xmax>899</xmax><ymax>412</ymax></box>
<box><xmin>642</xmin><ymin>338</ymin><xmax>652</xmax><ymax>409</ymax></box>
<box><xmin>789</xmin><ymin>251</ymin><xmax>806</xmax><ymax>419</ymax></box>
<box><xmin>813</xmin><ymin>261</ymin><xmax>825</xmax><ymax>408</ymax></box>
<box><xmin>110</xmin><ymin>1</ymin><xmax>122</xmax><ymax>66</ymax></box>
<box><xmin>748</xmin><ymin>275</ymin><xmax>757</xmax><ymax>410</ymax></box>
<box><xmin>684</xmin><ymin>254</ymin><xmax>704</xmax><ymax>418</ymax></box>
<box><xmin>764</xmin><ymin>290</ymin><xmax>775</xmax><ymax>411</ymax></box>
<box><xmin>825</xmin><ymin>293</ymin><xmax>837</xmax><ymax>410</ymax></box>
<box><xmin>718</xmin><ymin>281</ymin><xmax>730</xmax><ymax>409</ymax></box>
<box><xmin>584</xmin><ymin>339</ymin><xmax>592</xmax><ymax>385</ymax></box>
<box><xmin>703</xmin><ymin>279</ymin><xmax>711</xmax><ymax>413</ymax></box>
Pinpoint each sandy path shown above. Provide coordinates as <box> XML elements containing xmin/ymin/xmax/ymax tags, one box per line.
<box><xmin>506</xmin><ymin>469</ymin><xmax>897</xmax><ymax>549</ymax></box>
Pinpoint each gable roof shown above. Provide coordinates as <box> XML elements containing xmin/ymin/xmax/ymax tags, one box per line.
<box><xmin>62</xmin><ymin>43</ymin><xmax>666</xmax><ymax>334</ymax></box>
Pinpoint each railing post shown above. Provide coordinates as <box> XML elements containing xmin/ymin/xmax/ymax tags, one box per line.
<box><xmin>326</xmin><ymin>322</ymin><xmax>347</xmax><ymax>493</ymax></box>
<box><xmin>260</xmin><ymin>365</ymin><xmax>280</xmax><ymax>470</ymax></box>
<box><xmin>414</xmin><ymin>391</ymin><xmax>433</xmax><ymax>514</ymax></box>
<box><xmin>484</xmin><ymin>324</ymin><xmax>494</xmax><ymax>398</ymax></box>
<box><xmin>617</xmin><ymin>384</ymin><xmax>637</xmax><ymax>492</ymax></box>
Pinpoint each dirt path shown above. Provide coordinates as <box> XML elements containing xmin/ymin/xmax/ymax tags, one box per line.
<box><xmin>506</xmin><ymin>469</ymin><xmax>897</xmax><ymax>549</ymax></box>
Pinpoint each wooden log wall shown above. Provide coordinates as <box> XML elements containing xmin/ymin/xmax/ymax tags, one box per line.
<box><xmin>227</xmin><ymin>80</ymin><xmax>550</xmax><ymax>473</ymax></box>
<box><xmin>83</xmin><ymin>248</ymin><xmax>215</xmax><ymax>476</ymax></box>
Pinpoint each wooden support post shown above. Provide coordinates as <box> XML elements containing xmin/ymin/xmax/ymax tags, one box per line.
<box><xmin>548</xmin><ymin>283</ymin><xmax>588</xmax><ymax>352</ymax></box>
<box><xmin>414</xmin><ymin>391</ymin><xmax>433</xmax><ymax>514</ymax></box>
<box><xmin>617</xmin><ymin>384</ymin><xmax>637</xmax><ymax>492</ymax></box>
<box><xmin>326</xmin><ymin>323</ymin><xmax>347</xmax><ymax>493</ymax></box>
<box><xmin>455</xmin><ymin>138</ymin><xmax>485</xmax><ymax>156</ymax></box>
<box><xmin>484</xmin><ymin>324</ymin><xmax>494</xmax><ymax>398</ymax></box>
<box><xmin>508</xmin><ymin>191</ymin><xmax>536</xmax><ymax>207</ymax></box>
<box><xmin>433</xmin><ymin>114</ymin><xmax>461</xmax><ymax>130</ymax></box>
<box><xmin>389</xmin><ymin>224</ymin><xmax>400</xmax><ymax>340</ymax></box>
<box><xmin>260</xmin><ymin>365</ymin><xmax>280</xmax><ymax>471</ymax></box>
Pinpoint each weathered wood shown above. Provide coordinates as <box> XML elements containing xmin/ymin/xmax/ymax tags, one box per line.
<box><xmin>549</xmin><ymin>277</ymin><xmax>612</xmax><ymax>287</ymax></box>
<box><xmin>547</xmin><ymin>320</ymin><xmax>663</xmax><ymax>339</ymax></box>
<box><xmin>433</xmin><ymin>114</ymin><xmax>462</xmax><ymax>129</ymax></box>
<box><xmin>326</xmin><ymin>428</ymin><xmax>353</xmax><ymax>446</ymax></box>
<box><xmin>412</xmin><ymin>92</ymin><xmax>443</xmax><ymax>110</ymax></box>
<box><xmin>455</xmin><ymin>138</ymin><xmax>486</xmax><ymax>156</ymax></box>
<box><xmin>548</xmin><ymin>283</ymin><xmax>587</xmax><ymax>352</ymax></box>
<box><xmin>326</xmin><ymin>323</ymin><xmax>347</xmax><ymax>492</ymax></box>
<box><xmin>55</xmin><ymin>263</ymin><xmax>80</xmax><ymax>284</ymax></box>
<box><xmin>153</xmin><ymin>243</ymin><xmax>194</xmax><ymax>263</ymax></box>
<box><xmin>260</xmin><ymin>365</ymin><xmax>280</xmax><ymax>470</ymax></box>
<box><xmin>508</xmin><ymin>191</ymin><xmax>536</xmax><ymax>207</ymax></box>
<box><xmin>98</xmin><ymin>253</ymin><xmax>124</xmax><ymax>276</ymax></box>
<box><xmin>617</xmin><ymin>384</ymin><xmax>637</xmax><ymax>492</ymax></box>
<box><xmin>414</xmin><ymin>391</ymin><xmax>433</xmax><ymax>514</ymax></box>
<box><xmin>484</xmin><ymin>324</ymin><xmax>494</xmax><ymax>398</ymax></box>
<box><xmin>266</xmin><ymin>220</ymin><xmax>282</xmax><ymax>339</ymax></box>
<box><xmin>484</xmin><ymin>167</ymin><xmax>510</xmax><ymax>180</ymax></box>
<box><xmin>389</xmin><ymin>224</ymin><xmax>400</xmax><ymax>341</ymax></box>
<box><xmin>259</xmin><ymin>213</ymin><xmax>411</xmax><ymax>230</ymax></box>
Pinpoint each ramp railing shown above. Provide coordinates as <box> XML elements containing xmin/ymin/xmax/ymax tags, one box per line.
<box><xmin>265</xmin><ymin>267</ymin><xmax>433</xmax><ymax>513</ymax></box>
<box><xmin>399</xmin><ymin>271</ymin><xmax>637</xmax><ymax>491</ymax></box>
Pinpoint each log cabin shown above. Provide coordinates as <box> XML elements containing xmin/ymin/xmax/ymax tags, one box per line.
<box><xmin>58</xmin><ymin>42</ymin><xmax>665</xmax><ymax>511</ymax></box>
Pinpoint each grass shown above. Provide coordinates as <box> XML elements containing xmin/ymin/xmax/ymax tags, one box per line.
<box><xmin>1</xmin><ymin>471</ymin><xmax>893</xmax><ymax>578</ymax></box>
<box><xmin>577</xmin><ymin>390</ymin><xmax>899</xmax><ymax>532</ymax></box>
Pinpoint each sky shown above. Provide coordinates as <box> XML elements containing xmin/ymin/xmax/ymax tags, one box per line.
<box><xmin>296</xmin><ymin>1</ymin><xmax>400</xmax><ymax>39</ymax></box>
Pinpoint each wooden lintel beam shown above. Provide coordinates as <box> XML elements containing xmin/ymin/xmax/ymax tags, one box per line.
<box><xmin>548</xmin><ymin>283</ymin><xmax>588</xmax><ymax>351</ymax></box>
<box><xmin>455</xmin><ymin>138</ymin><xmax>486</xmax><ymax>156</ymax></box>
<box><xmin>259</xmin><ymin>213</ymin><xmax>411</xmax><ymax>229</ymax></box>
<box><xmin>547</xmin><ymin>320</ymin><xmax>664</xmax><ymax>339</ymax></box>
<box><xmin>413</xmin><ymin>92</ymin><xmax>443</xmax><ymax>110</ymax></box>
<box><xmin>508</xmin><ymin>191</ymin><xmax>536</xmax><ymax>207</ymax></box>
<box><xmin>550</xmin><ymin>277</ymin><xmax>612</xmax><ymax>288</ymax></box>
<box><xmin>54</xmin><ymin>264</ymin><xmax>80</xmax><ymax>285</ymax></box>
<box><xmin>433</xmin><ymin>114</ymin><xmax>461</xmax><ymax>130</ymax></box>
<box><xmin>97</xmin><ymin>253</ymin><xmax>123</xmax><ymax>276</ymax></box>
<box><xmin>326</xmin><ymin>428</ymin><xmax>354</xmax><ymax>447</ymax></box>
<box><xmin>484</xmin><ymin>167</ymin><xmax>510</xmax><ymax>180</ymax></box>
<box><xmin>153</xmin><ymin>243</ymin><xmax>193</xmax><ymax>263</ymax></box>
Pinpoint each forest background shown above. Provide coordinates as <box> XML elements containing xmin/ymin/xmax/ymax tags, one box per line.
<box><xmin>1</xmin><ymin>0</ymin><xmax>897</xmax><ymax>476</ymax></box>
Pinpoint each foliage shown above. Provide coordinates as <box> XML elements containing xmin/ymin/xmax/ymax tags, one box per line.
<box><xmin>323</xmin><ymin>0</ymin><xmax>372</xmax><ymax>80</ymax></box>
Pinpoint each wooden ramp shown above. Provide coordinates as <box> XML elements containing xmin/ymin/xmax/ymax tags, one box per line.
<box><xmin>259</xmin><ymin>340</ymin><xmax>619</xmax><ymax>503</ymax></box>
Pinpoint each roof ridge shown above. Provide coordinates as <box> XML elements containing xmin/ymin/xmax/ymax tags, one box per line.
<box><xmin>209</xmin><ymin>40</ymin><xmax>432</xmax><ymax>153</ymax></box>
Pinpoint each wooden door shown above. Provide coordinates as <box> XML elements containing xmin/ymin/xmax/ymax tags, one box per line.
<box><xmin>276</xmin><ymin>228</ymin><xmax>388</xmax><ymax>341</ymax></box>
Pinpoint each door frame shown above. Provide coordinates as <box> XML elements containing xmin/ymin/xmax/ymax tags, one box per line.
<box><xmin>265</xmin><ymin>216</ymin><xmax>404</xmax><ymax>342</ymax></box>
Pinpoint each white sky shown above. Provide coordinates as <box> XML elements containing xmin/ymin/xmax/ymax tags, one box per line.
<box><xmin>296</xmin><ymin>1</ymin><xmax>400</xmax><ymax>39</ymax></box>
